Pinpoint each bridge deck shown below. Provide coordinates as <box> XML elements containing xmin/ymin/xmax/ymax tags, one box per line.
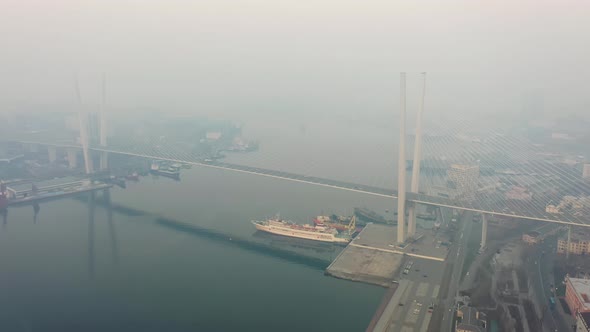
<box><xmin>7</xmin><ymin>140</ymin><xmax>589</xmax><ymax>227</ymax></box>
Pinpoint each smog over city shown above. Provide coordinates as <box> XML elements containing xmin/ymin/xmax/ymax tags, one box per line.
<box><xmin>0</xmin><ymin>1</ymin><xmax>589</xmax><ymax>331</ymax></box>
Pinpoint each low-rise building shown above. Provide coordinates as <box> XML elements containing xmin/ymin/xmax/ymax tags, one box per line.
<box><xmin>522</xmin><ymin>231</ymin><xmax>541</xmax><ymax>245</ymax></box>
<box><xmin>558</xmin><ymin>229</ymin><xmax>590</xmax><ymax>255</ymax></box>
<box><xmin>577</xmin><ymin>312</ymin><xmax>590</xmax><ymax>332</ymax></box>
<box><xmin>456</xmin><ymin>305</ymin><xmax>487</xmax><ymax>332</ymax></box>
<box><xmin>546</xmin><ymin>204</ymin><xmax>560</xmax><ymax>214</ymax></box>
<box><xmin>205</xmin><ymin>131</ymin><xmax>222</xmax><ymax>141</ymax></box>
<box><xmin>505</xmin><ymin>186</ymin><xmax>533</xmax><ymax>201</ymax></box>
<box><xmin>565</xmin><ymin>277</ymin><xmax>590</xmax><ymax>317</ymax></box>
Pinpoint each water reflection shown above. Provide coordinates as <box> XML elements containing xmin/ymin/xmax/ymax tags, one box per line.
<box><xmin>156</xmin><ymin>217</ymin><xmax>331</xmax><ymax>270</ymax></box>
<box><xmin>104</xmin><ymin>189</ymin><xmax>119</xmax><ymax>266</ymax></box>
<box><xmin>87</xmin><ymin>192</ymin><xmax>95</xmax><ymax>278</ymax></box>
<box><xmin>1</xmin><ymin>208</ymin><xmax>6</xmax><ymax>229</ymax></box>
<box><xmin>33</xmin><ymin>203</ymin><xmax>40</xmax><ymax>224</ymax></box>
<box><xmin>85</xmin><ymin>189</ymin><xmax>120</xmax><ymax>277</ymax></box>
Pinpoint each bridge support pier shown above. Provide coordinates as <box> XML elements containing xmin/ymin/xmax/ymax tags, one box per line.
<box><xmin>67</xmin><ymin>148</ymin><xmax>78</xmax><ymax>169</ymax></box>
<box><xmin>28</xmin><ymin>143</ymin><xmax>39</xmax><ymax>153</ymax></box>
<box><xmin>480</xmin><ymin>214</ymin><xmax>488</xmax><ymax>251</ymax></box>
<box><xmin>396</xmin><ymin>72</ymin><xmax>407</xmax><ymax>244</ymax></box>
<box><xmin>407</xmin><ymin>204</ymin><xmax>417</xmax><ymax>238</ymax></box>
<box><xmin>567</xmin><ymin>226</ymin><xmax>571</xmax><ymax>260</ymax></box>
<box><xmin>99</xmin><ymin>151</ymin><xmax>108</xmax><ymax>170</ymax></box>
<box><xmin>48</xmin><ymin>146</ymin><xmax>57</xmax><ymax>163</ymax></box>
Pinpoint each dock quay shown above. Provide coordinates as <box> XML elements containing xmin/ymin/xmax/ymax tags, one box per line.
<box><xmin>3</xmin><ymin>177</ymin><xmax>112</xmax><ymax>206</ymax></box>
<box><xmin>325</xmin><ymin>223</ymin><xmax>449</xmax><ymax>287</ymax></box>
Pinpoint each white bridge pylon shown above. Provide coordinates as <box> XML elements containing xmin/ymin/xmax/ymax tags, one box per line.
<box><xmin>397</xmin><ymin>72</ymin><xmax>427</xmax><ymax>244</ymax></box>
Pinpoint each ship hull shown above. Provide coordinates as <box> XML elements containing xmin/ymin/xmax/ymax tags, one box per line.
<box><xmin>150</xmin><ymin>170</ymin><xmax>180</xmax><ymax>180</ymax></box>
<box><xmin>253</xmin><ymin>222</ymin><xmax>349</xmax><ymax>244</ymax></box>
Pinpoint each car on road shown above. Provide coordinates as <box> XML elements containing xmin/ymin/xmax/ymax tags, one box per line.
<box><xmin>423</xmin><ymin>274</ymin><xmax>428</xmax><ymax>278</ymax></box>
<box><xmin>413</xmin><ymin>309</ymin><xmax>420</xmax><ymax>315</ymax></box>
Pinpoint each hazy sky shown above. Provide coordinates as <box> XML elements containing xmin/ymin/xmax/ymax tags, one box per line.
<box><xmin>1</xmin><ymin>0</ymin><xmax>589</xmax><ymax>120</ymax></box>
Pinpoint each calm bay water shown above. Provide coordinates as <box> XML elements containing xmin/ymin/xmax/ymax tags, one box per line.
<box><xmin>0</xmin><ymin>164</ymin><xmax>388</xmax><ymax>332</ymax></box>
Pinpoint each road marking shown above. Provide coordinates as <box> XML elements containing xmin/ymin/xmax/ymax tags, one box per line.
<box><xmin>419</xmin><ymin>312</ymin><xmax>432</xmax><ymax>332</ymax></box>
<box><xmin>416</xmin><ymin>282</ymin><xmax>429</xmax><ymax>297</ymax></box>
<box><xmin>432</xmin><ymin>285</ymin><xmax>440</xmax><ymax>299</ymax></box>
<box><xmin>349</xmin><ymin>243</ymin><xmax>446</xmax><ymax>261</ymax></box>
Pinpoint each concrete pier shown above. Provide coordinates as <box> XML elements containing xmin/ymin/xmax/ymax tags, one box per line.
<box><xmin>567</xmin><ymin>225</ymin><xmax>571</xmax><ymax>259</ymax></box>
<box><xmin>480</xmin><ymin>213</ymin><xmax>488</xmax><ymax>250</ymax></box>
<box><xmin>48</xmin><ymin>146</ymin><xmax>57</xmax><ymax>163</ymax></box>
<box><xmin>99</xmin><ymin>151</ymin><xmax>108</xmax><ymax>170</ymax></box>
<box><xmin>326</xmin><ymin>223</ymin><xmax>449</xmax><ymax>287</ymax></box>
<box><xmin>66</xmin><ymin>148</ymin><xmax>78</xmax><ymax>168</ymax></box>
<box><xmin>28</xmin><ymin>143</ymin><xmax>39</xmax><ymax>153</ymax></box>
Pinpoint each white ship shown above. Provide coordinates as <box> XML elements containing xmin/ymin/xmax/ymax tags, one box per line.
<box><xmin>252</xmin><ymin>217</ymin><xmax>351</xmax><ymax>244</ymax></box>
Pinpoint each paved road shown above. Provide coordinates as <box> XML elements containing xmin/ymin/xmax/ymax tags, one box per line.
<box><xmin>382</xmin><ymin>257</ymin><xmax>445</xmax><ymax>332</ymax></box>
<box><xmin>528</xmin><ymin>235</ymin><xmax>572</xmax><ymax>332</ymax></box>
<box><xmin>426</xmin><ymin>210</ymin><xmax>473</xmax><ymax>332</ymax></box>
<box><xmin>445</xmin><ymin>211</ymin><xmax>473</xmax><ymax>332</ymax></box>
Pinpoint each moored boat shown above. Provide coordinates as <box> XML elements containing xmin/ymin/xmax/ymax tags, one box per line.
<box><xmin>252</xmin><ymin>217</ymin><xmax>351</xmax><ymax>244</ymax></box>
<box><xmin>313</xmin><ymin>215</ymin><xmax>362</xmax><ymax>234</ymax></box>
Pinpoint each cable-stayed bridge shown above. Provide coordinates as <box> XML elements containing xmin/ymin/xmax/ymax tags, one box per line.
<box><xmin>5</xmin><ymin>133</ymin><xmax>589</xmax><ymax>230</ymax></box>
<box><xmin>2</xmin><ymin>75</ymin><xmax>589</xmax><ymax>250</ymax></box>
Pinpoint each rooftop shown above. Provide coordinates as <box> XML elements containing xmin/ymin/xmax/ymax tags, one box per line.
<box><xmin>568</xmin><ymin>277</ymin><xmax>590</xmax><ymax>311</ymax></box>
<box><xmin>457</xmin><ymin>305</ymin><xmax>486</xmax><ymax>332</ymax></box>
<box><xmin>579</xmin><ymin>312</ymin><xmax>590</xmax><ymax>329</ymax></box>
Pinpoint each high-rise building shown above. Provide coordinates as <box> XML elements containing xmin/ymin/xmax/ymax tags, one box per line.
<box><xmin>447</xmin><ymin>164</ymin><xmax>480</xmax><ymax>200</ymax></box>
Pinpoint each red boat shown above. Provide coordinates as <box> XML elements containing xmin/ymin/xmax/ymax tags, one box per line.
<box><xmin>313</xmin><ymin>215</ymin><xmax>362</xmax><ymax>234</ymax></box>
